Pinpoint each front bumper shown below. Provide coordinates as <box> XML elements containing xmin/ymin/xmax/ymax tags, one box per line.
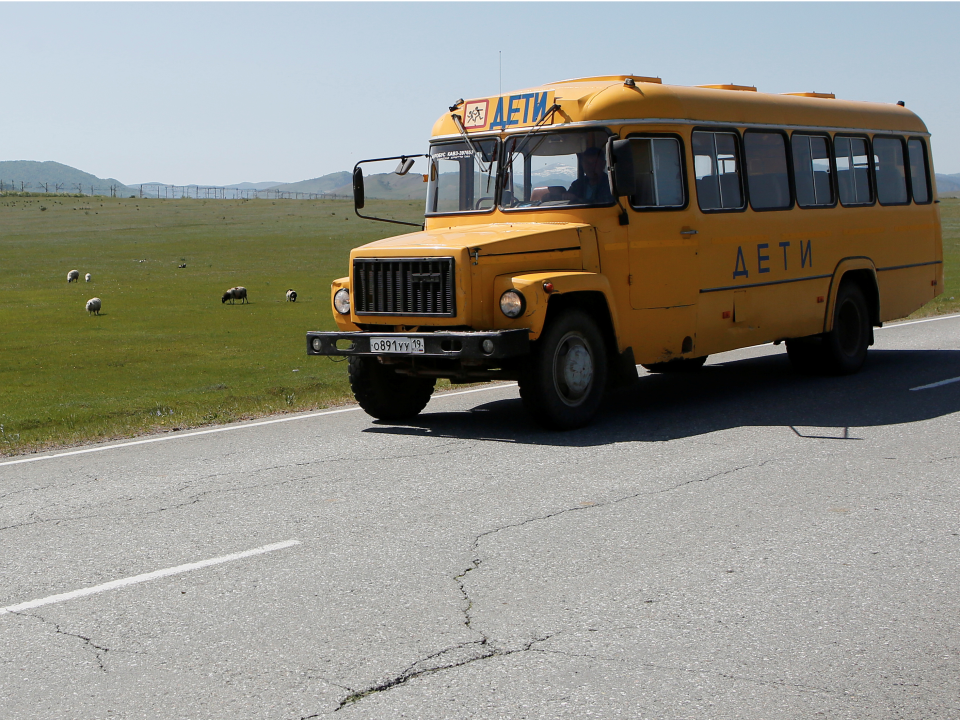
<box><xmin>306</xmin><ymin>329</ymin><xmax>530</xmax><ymax>360</ymax></box>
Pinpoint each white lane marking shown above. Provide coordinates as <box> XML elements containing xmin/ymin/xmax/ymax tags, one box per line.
<box><xmin>880</xmin><ymin>312</ymin><xmax>960</xmax><ymax>329</ymax></box>
<box><xmin>910</xmin><ymin>376</ymin><xmax>960</xmax><ymax>391</ymax></box>
<box><xmin>0</xmin><ymin>383</ymin><xmax>519</xmax><ymax>468</ymax></box>
<box><xmin>433</xmin><ymin>382</ymin><xmax>517</xmax><ymax>399</ymax></box>
<box><xmin>0</xmin><ymin>540</ymin><xmax>300</xmax><ymax>616</ymax></box>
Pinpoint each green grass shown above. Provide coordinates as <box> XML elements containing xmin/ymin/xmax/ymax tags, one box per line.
<box><xmin>0</xmin><ymin>195</ymin><xmax>423</xmax><ymax>455</ymax></box>
<box><xmin>910</xmin><ymin>197</ymin><xmax>960</xmax><ymax>317</ymax></box>
<box><xmin>1</xmin><ymin>195</ymin><xmax>957</xmax><ymax>455</ymax></box>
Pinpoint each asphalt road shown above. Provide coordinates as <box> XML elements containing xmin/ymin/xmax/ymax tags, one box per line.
<box><xmin>2</xmin><ymin>315</ymin><xmax>959</xmax><ymax>720</ymax></box>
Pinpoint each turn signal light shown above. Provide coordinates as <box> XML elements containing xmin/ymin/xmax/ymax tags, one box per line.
<box><xmin>543</xmin><ymin>281</ymin><xmax>555</xmax><ymax>293</ymax></box>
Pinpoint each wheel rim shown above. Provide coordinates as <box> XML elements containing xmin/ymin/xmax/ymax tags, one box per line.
<box><xmin>836</xmin><ymin>298</ymin><xmax>863</xmax><ymax>357</ymax></box>
<box><xmin>552</xmin><ymin>331</ymin><xmax>594</xmax><ymax>406</ymax></box>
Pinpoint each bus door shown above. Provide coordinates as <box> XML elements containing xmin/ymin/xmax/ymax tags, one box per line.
<box><xmin>621</xmin><ymin>136</ymin><xmax>701</xmax><ymax>355</ymax></box>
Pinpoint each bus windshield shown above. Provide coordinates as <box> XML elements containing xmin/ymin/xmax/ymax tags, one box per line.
<box><xmin>501</xmin><ymin>129</ymin><xmax>613</xmax><ymax>210</ymax></box>
<box><xmin>426</xmin><ymin>139</ymin><xmax>500</xmax><ymax>215</ymax></box>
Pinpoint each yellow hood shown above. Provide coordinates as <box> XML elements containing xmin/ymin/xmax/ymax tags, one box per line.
<box><xmin>354</xmin><ymin>222</ymin><xmax>590</xmax><ymax>257</ymax></box>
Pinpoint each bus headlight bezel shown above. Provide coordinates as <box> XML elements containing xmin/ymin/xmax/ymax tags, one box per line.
<box><xmin>333</xmin><ymin>288</ymin><xmax>351</xmax><ymax>315</ymax></box>
<box><xmin>499</xmin><ymin>289</ymin><xmax>526</xmax><ymax>319</ymax></box>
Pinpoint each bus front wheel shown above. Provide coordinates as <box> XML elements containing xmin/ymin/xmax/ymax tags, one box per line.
<box><xmin>348</xmin><ymin>356</ymin><xmax>436</xmax><ymax>421</ymax></box>
<box><xmin>519</xmin><ymin>308</ymin><xmax>608</xmax><ymax>430</ymax></box>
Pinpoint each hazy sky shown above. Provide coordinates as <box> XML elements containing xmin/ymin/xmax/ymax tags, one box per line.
<box><xmin>3</xmin><ymin>2</ymin><xmax>958</xmax><ymax>185</ymax></box>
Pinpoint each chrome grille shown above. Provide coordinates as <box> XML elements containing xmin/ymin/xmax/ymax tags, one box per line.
<box><xmin>353</xmin><ymin>257</ymin><xmax>456</xmax><ymax>317</ymax></box>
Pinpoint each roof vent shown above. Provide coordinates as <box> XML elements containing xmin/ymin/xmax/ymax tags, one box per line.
<box><xmin>547</xmin><ymin>75</ymin><xmax>662</xmax><ymax>86</ymax></box>
<box><xmin>782</xmin><ymin>92</ymin><xmax>836</xmax><ymax>99</ymax></box>
<box><xmin>697</xmin><ymin>84</ymin><xmax>757</xmax><ymax>92</ymax></box>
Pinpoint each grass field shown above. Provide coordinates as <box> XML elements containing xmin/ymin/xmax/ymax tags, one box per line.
<box><xmin>1</xmin><ymin>195</ymin><xmax>957</xmax><ymax>455</ymax></box>
<box><xmin>0</xmin><ymin>195</ymin><xmax>423</xmax><ymax>455</ymax></box>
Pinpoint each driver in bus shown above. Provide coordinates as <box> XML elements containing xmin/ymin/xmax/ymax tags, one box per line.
<box><xmin>565</xmin><ymin>146</ymin><xmax>612</xmax><ymax>203</ymax></box>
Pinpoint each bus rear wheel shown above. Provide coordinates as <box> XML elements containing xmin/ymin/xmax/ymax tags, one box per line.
<box><xmin>786</xmin><ymin>282</ymin><xmax>870</xmax><ymax>375</ymax></box>
<box><xmin>519</xmin><ymin>308</ymin><xmax>608</xmax><ymax>430</ymax></box>
<box><xmin>348</xmin><ymin>356</ymin><xmax>436</xmax><ymax>421</ymax></box>
<box><xmin>822</xmin><ymin>282</ymin><xmax>870</xmax><ymax>374</ymax></box>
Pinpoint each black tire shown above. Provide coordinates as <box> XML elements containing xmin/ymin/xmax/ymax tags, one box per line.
<box><xmin>348</xmin><ymin>356</ymin><xmax>436</xmax><ymax>421</ymax></box>
<box><xmin>786</xmin><ymin>281</ymin><xmax>870</xmax><ymax>375</ymax></box>
<box><xmin>821</xmin><ymin>282</ymin><xmax>870</xmax><ymax>374</ymax></box>
<box><xmin>519</xmin><ymin>308</ymin><xmax>608</xmax><ymax>430</ymax></box>
<box><xmin>642</xmin><ymin>356</ymin><xmax>707</xmax><ymax>373</ymax></box>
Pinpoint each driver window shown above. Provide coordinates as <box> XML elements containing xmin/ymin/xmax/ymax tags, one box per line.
<box><xmin>502</xmin><ymin>129</ymin><xmax>612</xmax><ymax>209</ymax></box>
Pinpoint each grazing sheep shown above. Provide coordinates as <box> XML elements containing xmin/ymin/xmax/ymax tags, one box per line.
<box><xmin>85</xmin><ymin>273</ymin><xmax>92</xmax><ymax>282</ymax></box>
<box><xmin>221</xmin><ymin>286</ymin><xmax>248</xmax><ymax>304</ymax></box>
<box><xmin>67</xmin><ymin>270</ymin><xmax>80</xmax><ymax>283</ymax></box>
<box><xmin>286</xmin><ymin>289</ymin><xmax>297</xmax><ymax>302</ymax></box>
<box><xmin>86</xmin><ymin>297</ymin><xmax>101</xmax><ymax>315</ymax></box>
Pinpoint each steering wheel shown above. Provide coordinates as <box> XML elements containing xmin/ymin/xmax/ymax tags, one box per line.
<box><xmin>475</xmin><ymin>197</ymin><xmax>495</xmax><ymax>210</ymax></box>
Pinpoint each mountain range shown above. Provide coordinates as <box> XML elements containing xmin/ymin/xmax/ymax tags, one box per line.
<box><xmin>3</xmin><ymin>160</ymin><xmax>960</xmax><ymax>198</ymax></box>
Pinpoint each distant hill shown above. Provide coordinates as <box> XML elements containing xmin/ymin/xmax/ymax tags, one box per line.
<box><xmin>273</xmin><ymin>172</ymin><xmax>353</xmax><ymax>195</ymax></box>
<box><xmin>936</xmin><ymin>173</ymin><xmax>960</xmax><ymax>193</ymax></box>
<box><xmin>274</xmin><ymin>170</ymin><xmax>430</xmax><ymax>200</ymax></box>
<box><xmin>226</xmin><ymin>181</ymin><xmax>285</xmax><ymax>191</ymax></box>
<box><xmin>0</xmin><ymin>160</ymin><xmax>132</xmax><ymax>194</ymax></box>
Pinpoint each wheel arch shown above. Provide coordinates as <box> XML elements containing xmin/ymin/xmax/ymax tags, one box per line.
<box><xmin>823</xmin><ymin>258</ymin><xmax>881</xmax><ymax>334</ymax></box>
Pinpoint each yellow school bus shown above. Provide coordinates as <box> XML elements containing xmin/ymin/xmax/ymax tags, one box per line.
<box><xmin>307</xmin><ymin>75</ymin><xmax>942</xmax><ymax>429</ymax></box>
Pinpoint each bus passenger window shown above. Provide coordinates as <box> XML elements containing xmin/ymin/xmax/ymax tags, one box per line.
<box><xmin>873</xmin><ymin>137</ymin><xmax>908</xmax><ymax>205</ymax></box>
<box><xmin>693</xmin><ymin>131</ymin><xmax>743</xmax><ymax>211</ymax></box>
<box><xmin>628</xmin><ymin>137</ymin><xmax>684</xmax><ymax>209</ymax></box>
<box><xmin>907</xmin><ymin>138</ymin><xmax>930</xmax><ymax>204</ymax></box>
<box><xmin>835</xmin><ymin>136</ymin><xmax>873</xmax><ymax>205</ymax></box>
<box><xmin>792</xmin><ymin>134</ymin><xmax>834</xmax><ymax>207</ymax></box>
<box><xmin>745</xmin><ymin>131</ymin><xmax>791</xmax><ymax>210</ymax></box>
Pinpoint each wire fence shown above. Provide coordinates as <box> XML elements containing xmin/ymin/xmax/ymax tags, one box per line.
<box><xmin>0</xmin><ymin>180</ymin><xmax>350</xmax><ymax>200</ymax></box>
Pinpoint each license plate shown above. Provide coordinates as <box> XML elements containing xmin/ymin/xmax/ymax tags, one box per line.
<box><xmin>369</xmin><ymin>336</ymin><xmax>425</xmax><ymax>354</ymax></box>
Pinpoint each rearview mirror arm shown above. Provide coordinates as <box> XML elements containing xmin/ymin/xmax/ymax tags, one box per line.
<box><xmin>352</xmin><ymin>156</ymin><xmax>427</xmax><ymax>229</ymax></box>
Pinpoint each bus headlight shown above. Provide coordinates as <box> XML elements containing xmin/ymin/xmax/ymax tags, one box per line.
<box><xmin>334</xmin><ymin>288</ymin><xmax>351</xmax><ymax>315</ymax></box>
<box><xmin>499</xmin><ymin>289</ymin><xmax>526</xmax><ymax>318</ymax></box>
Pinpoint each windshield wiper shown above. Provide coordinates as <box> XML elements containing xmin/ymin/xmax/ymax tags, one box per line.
<box><xmin>503</xmin><ymin>103</ymin><xmax>561</xmax><ymax>165</ymax></box>
<box><xmin>450</xmin><ymin>112</ymin><xmax>491</xmax><ymax>174</ymax></box>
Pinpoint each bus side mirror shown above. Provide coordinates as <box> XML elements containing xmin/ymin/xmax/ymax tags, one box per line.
<box><xmin>395</xmin><ymin>157</ymin><xmax>416</xmax><ymax>176</ymax></box>
<box><xmin>353</xmin><ymin>167</ymin><xmax>365</xmax><ymax>209</ymax></box>
<box><xmin>607</xmin><ymin>139</ymin><xmax>637</xmax><ymax>198</ymax></box>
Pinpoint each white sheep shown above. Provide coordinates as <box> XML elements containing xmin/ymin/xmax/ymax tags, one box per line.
<box><xmin>286</xmin><ymin>289</ymin><xmax>297</xmax><ymax>302</ymax></box>
<box><xmin>222</xmin><ymin>286</ymin><xmax>248</xmax><ymax>304</ymax></box>
<box><xmin>67</xmin><ymin>270</ymin><xmax>80</xmax><ymax>283</ymax></box>
<box><xmin>85</xmin><ymin>273</ymin><xmax>92</xmax><ymax>282</ymax></box>
<box><xmin>86</xmin><ymin>297</ymin><xmax>101</xmax><ymax>315</ymax></box>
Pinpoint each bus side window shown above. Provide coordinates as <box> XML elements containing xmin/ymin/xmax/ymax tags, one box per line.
<box><xmin>792</xmin><ymin>134</ymin><xmax>835</xmax><ymax>207</ymax></box>
<box><xmin>693</xmin><ymin>131</ymin><xmax>743</xmax><ymax>211</ymax></box>
<box><xmin>744</xmin><ymin>131</ymin><xmax>791</xmax><ymax>210</ymax></box>
<box><xmin>628</xmin><ymin>137</ymin><xmax>685</xmax><ymax>209</ymax></box>
<box><xmin>874</xmin><ymin>136</ymin><xmax>909</xmax><ymax>205</ymax></box>
<box><xmin>907</xmin><ymin>138</ymin><xmax>931</xmax><ymax>204</ymax></box>
<box><xmin>835</xmin><ymin>136</ymin><xmax>873</xmax><ymax>205</ymax></box>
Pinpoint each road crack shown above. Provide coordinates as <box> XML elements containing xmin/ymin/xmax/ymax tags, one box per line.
<box><xmin>11</xmin><ymin>611</ymin><xmax>124</xmax><ymax>672</ymax></box>
<box><xmin>330</xmin><ymin>460</ymin><xmax>767</xmax><ymax>711</ymax></box>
